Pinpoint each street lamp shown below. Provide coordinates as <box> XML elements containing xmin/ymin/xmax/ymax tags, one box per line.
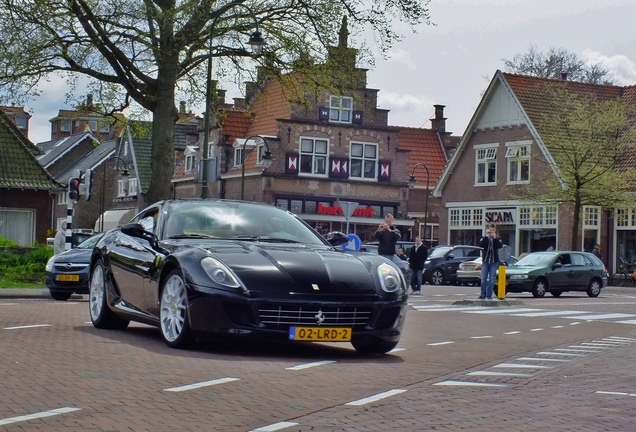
<box><xmin>99</xmin><ymin>156</ymin><xmax>129</xmax><ymax>232</ymax></box>
<box><xmin>240</xmin><ymin>135</ymin><xmax>272</xmax><ymax>200</ymax></box>
<box><xmin>200</xmin><ymin>3</ymin><xmax>265</xmax><ymax>199</ymax></box>
<box><xmin>407</xmin><ymin>163</ymin><xmax>430</xmax><ymax>245</ymax></box>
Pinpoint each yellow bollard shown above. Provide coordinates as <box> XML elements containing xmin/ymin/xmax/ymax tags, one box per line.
<box><xmin>497</xmin><ymin>264</ymin><xmax>507</xmax><ymax>299</ymax></box>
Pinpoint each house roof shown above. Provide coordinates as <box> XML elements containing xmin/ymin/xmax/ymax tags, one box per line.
<box><xmin>36</xmin><ymin>132</ymin><xmax>98</xmax><ymax>168</ymax></box>
<box><xmin>397</xmin><ymin>127</ymin><xmax>448</xmax><ymax>187</ymax></box>
<box><xmin>55</xmin><ymin>139</ymin><xmax>119</xmax><ymax>184</ymax></box>
<box><xmin>245</xmin><ymin>76</ymin><xmax>294</xmax><ymax>137</ymax></box>
<box><xmin>0</xmin><ymin>109</ymin><xmax>61</xmax><ymax>190</ymax></box>
<box><xmin>434</xmin><ymin>70</ymin><xmax>631</xmax><ymax>196</ymax></box>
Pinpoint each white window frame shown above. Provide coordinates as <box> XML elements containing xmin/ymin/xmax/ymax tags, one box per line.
<box><xmin>57</xmin><ymin>191</ymin><xmax>67</xmax><ymax>205</ymax></box>
<box><xmin>349</xmin><ymin>141</ymin><xmax>378</xmax><ymax>180</ymax></box>
<box><xmin>329</xmin><ymin>96</ymin><xmax>352</xmax><ymax>123</ymax></box>
<box><xmin>117</xmin><ymin>179</ymin><xmax>127</xmax><ymax>197</ymax></box>
<box><xmin>505</xmin><ymin>140</ymin><xmax>531</xmax><ymax>184</ymax></box>
<box><xmin>474</xmin><ymin>143</ymin><xmax>499</xmax><ymax>186</ymax></box>
<box><xmin>233</xmin><ymin>147</ymin><xmax>248</xmax><ymax>168</ymax></box>
<box><xmin>15</xmin><ymin>117</ymin><xmax>27</xmax><ymax>129</ymax></box>
<box><xmin>60</xmin><ymin>119</ymin><xmax>71</xmax><ymax>132</ymax></box>
<box><xmin>299</xmin><ymin>137</ymin><xmax>328</xmax><ymax>177</ymax></box>
<box><xmin>127</xmin><ymin>178</ymin><xmax>138</xmax><ymax>196</ymax></box>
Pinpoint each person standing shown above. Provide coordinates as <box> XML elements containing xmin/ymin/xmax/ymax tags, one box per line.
<box><xmin>478</xmin><ymin>223</ymin><xmax>503</xmax><ymax>300</ymax></box>
<box><xmin>408</xmin><ymin>236</ymin><xmax>428</xmax><ymax>295</ymax></box>
<box><xmin>592</xmin><ymin>243</ymin><xmax>602</xmax><ymax>261</ymax></box>
<box><xmin>375</xmin><ymin>214</ymin><xmax>400</xmax><ymax>262</ymax></box>
<box><xmin>54</xmin><ymin>225</ymin><xmax>66</xmax><ymax>255</ymax></box>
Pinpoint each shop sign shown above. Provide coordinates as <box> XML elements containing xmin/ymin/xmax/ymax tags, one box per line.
<box><xmin>485</xmin><ymin>210</ymin><xmax>514</xmax><ymax>224</ymax></box>
<box><xmin>317</xmin><ymin>203</ymin><xmax>375</xmax><ymax>217</ymax></box>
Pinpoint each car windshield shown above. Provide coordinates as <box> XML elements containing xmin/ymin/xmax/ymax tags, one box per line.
<box><xmin>163</xmin><ymin>201</ymin><xmax>329</xmax><ymax>246</ymax></box>
<box><xmin>76</xmin><ymin>234</ymin><xmax>103</xmax><ymax>249</ymax></box>
<box><xmin>512</xmin><ymin>253</ymin><xmax>555</xmax><ymax>267</ymax></box>
<box><xmin>428</xmin><ymin>246</ymin><xmax>452</xmax><ymax>259</ymax></box>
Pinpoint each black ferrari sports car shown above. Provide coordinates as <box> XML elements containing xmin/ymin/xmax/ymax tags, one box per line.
<box><xmin>88</xmin><ymin>199</ymin><xmax>408</xmax><ymax>354</ymax></box>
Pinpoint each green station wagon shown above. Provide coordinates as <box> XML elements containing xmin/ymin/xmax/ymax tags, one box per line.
<box><xmin>495</xmin><ymin>251</ymin><xmax>607</xmax><ymax>298</ymax></box>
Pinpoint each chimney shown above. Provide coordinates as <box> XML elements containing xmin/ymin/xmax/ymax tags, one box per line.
<box><xmin>179</xmin><ymin>101</ymin><xmax>186</xmax><ymax>115</ymax></box>
<box><xmin>233</xmin><ymin>97</ymin><xmax>246</xmax><ymax>109</ymax></box>
<box><xmin>245</xmin><ymin>81</ymin><xmax>258</xmax><ymax>105</ymax></box>
<box><xmin>430</xmin><ymin>104</ymin><xmax>446</xmax><ymax>134</ymax></box>
<box><xmin>217</xmin><ymin>89</ymin><xmax>226</xmax><ymax>105</ymax></box>
<box><xmin>87</xmin><ymin>94</ymin><xmax>93</xmax><ymax>107</ymax></box>
<box><xmin>561</xmin><ymin>72</ymin><xmax>568</xmax><ymax>80</ymax></box>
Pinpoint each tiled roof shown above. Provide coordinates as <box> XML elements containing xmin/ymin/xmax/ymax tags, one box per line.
<box><xmin>36</xmin><ymin>133</ymin><xmax>97</xmax><ymax>167</ymax></box>
<box><xmin>220</xmin><ymin>110</ymin><xmax>252</xmax><ymax>143</ymax></box>
<box><xmin>398</xmin><ymin>127</ymin><xmax>448</xmax><ymax>186</ymax></box>
<box><xmin>246</xmin><ymin>77</ymin><xmax>293</xmax><ymax>136</ymax></box>
<box><xmin>0</xmin><ymin>109</ymin><xmax>61</xmax><ymax>190</ymax></box>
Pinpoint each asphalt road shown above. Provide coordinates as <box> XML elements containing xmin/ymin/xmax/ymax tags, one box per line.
<box><xmin>1</xmin><ymin>286</ymin><xmax>635</xmax><ymax>431</ymax></box>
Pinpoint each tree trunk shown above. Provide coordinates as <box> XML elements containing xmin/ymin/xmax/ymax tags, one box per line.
<box><xmin>145</xmin><ymin>63</ymin><xmax>179</xmax><ymax>203</ymax></box>
<box><xmin>571</xmin><ymin>191</ymin><xmax>582</xmax><ymax>251</ymax></box>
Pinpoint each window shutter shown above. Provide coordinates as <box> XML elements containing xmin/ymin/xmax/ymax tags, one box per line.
<box><xmin>318</xmin><ymin>106</ymin><xmax>329</xmax><ymax>121</ymax></box>
<box><xmin>378</xmin><ymin>160</ymin><xmax>391</xmax><ymax>182</ymax></box>
<box><xmin>286</xmin><ymin>152</ymin><xmax>299</xmax><ymax>174</ymax></box>
<box><xmin>329</xmin><ymin>157</ymin><xmax>349</xmax><ymax>178</ymax></box>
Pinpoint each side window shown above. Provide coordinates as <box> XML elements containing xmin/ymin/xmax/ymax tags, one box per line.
<box><xmin>138</xmin><ymin>209</ymin><xmax>159</xmax><ymax>233</ymax></box>
<box><xmin>452</xmin><ymin>248</ymin><xmax>465</xmax><ymax>258</ymax></box>
<box><xmin>571</xmin><ymin>254</ymin><xmax>586</xmax><ymax>266</ymax></box>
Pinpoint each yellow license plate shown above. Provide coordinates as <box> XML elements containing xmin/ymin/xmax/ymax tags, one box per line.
<box><xmin>289</xmin><ymin>326</ymin><xmax>352</xmax><ymax>341</ymax></box>
<box><xmin>57</xmin><ymin>274</ymin><xmax>79</xmax><ymax>282</ymax></box>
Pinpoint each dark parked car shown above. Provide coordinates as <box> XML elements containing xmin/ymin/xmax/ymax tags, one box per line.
<box><xmin>422</xmin><ymin>245</ymin><xmax>482</xmax><ymax>285</ymax></box>
<box><xmin>88</xmin><ymin>199</ymin><xmax>408</xmax><ymax>354</ymax></box>
<box><xmin>45</xmin><ymin>233</ymin><xmax>104</xmax><ymax>301</ymax></box>
<box><xmin>496</xmin><ymin>251</ymin><xmax>607</xmax><ymax>298</ymax></box>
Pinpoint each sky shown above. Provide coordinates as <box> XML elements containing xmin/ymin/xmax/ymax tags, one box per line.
<box><xmin>24</xmin><ymin>0</ymin><xmax>636</xmax><ymax>144</ymax></box>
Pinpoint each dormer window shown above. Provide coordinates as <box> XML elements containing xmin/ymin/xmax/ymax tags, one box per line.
<box><xmin>329</xmin><ymin>96</ymin><xmax>352</xmax><ymax>123</ymax></box>
<box><xmin>61</xmin><ymin>119</ymin><xmax>71</xmax><ymax>132</ymax></box>
<box><xmin>15</xmin><ymin>117</ymin><xmax>27</xmax><ymax>129</ymax></box>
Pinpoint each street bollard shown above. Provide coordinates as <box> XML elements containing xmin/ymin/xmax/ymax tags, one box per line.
<box><xmin>497</xmin><ymin>264</ymin><xmax>506</xmax><ymax>299</ymax></box>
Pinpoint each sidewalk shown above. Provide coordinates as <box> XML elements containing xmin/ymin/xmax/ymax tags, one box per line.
<box><xmin>0</xmin><ymin>288</ymin><xmax>84</xmax><ymax>299</ymax></box>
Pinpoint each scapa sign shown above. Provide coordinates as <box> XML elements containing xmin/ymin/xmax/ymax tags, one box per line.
<box><xmin>485</xmin><ymin>210</ymin><xmax>514</xmax><ymax>224</ymax></box>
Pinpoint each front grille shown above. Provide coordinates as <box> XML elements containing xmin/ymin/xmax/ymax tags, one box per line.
<box><xmin>258</xmin><ymin>305</ymin><xmax>372</xmax><ymax>329</ymax></box>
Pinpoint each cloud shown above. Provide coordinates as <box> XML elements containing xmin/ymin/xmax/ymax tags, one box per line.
<box><xmin>377</xmin><ymin>91</ymin><xmax>436</xmax><ymax>127</ymax></box>
<box><xmin>386</xmin><ymin>48</ymin><xmax>417</xmax><ymax>71</ymax></box>
<box><xmin>582</xmin><ymin>49</ymin><xmax>636</xmax><ymax>85</ymax></box>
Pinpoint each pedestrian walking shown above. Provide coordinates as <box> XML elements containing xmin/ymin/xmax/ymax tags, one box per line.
<box><xmin>408</xmin><ymin>236</ymin><xmax>428</xmax><ymax>295</ymax></box>
<box><xmin>54</xmin><ymin>225</ymin><xmax>66</xmax><ymax>255</ymax></box>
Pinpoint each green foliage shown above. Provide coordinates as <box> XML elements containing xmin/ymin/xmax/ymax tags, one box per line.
<box><xmin>0</xmin><ymin>242</ymin><xmax>52</xmax><ymax>286</ymax></box>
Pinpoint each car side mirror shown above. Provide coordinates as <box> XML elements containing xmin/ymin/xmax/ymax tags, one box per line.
<box><xmin>324</xmin><ymin>231</ymin><xmax>349</xmax><ymax>247</ymax></box>
<box><xmin>121</xmin><ymin>222</ymin><xmax>157</xmax><ymax>244</ymax></box>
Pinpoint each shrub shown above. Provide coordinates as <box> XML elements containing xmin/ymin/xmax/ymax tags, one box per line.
<box><xmin>0</xmin><ymin>241</ymin><xmax>53</xmax><ymax>285</ymax></box>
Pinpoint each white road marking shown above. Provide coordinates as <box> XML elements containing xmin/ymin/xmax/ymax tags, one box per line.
<box><xmin>517</xmin><ymin>357</ymin><xmax>571</xmax><ymax>362</ymax></box>
<box><xmin>3</xmin><ymin>324</ymin><xmax>51</xmax><ymax>330</ymax></box>
<box><xmin>536</xmin><ymin>351</ymin><xmax>588</xmax><ymax>357</ymax></box>
<box><xmin>249</xmin><ymin>422</ymin><xmax>300</xmax><ymax>431</ymax></box>
<box><xmin>467</xmin><ymin>371</ymin><xmax>533</xmax><ymax>377</ymax></box>
<box><xmin>163</xmin><ymin>377</ymin><xmax>240</xmax><ymax>392</ymax></box>
<box><xmin>427</xmin><ymin>341</ymin><xmax>454</xmax><ymax>346</ymax></box>
<box><xmin>530</xmin><ymin>328</ymin><xmax>543</xmax><ymax>331</ymax></box>
<box><xmin>554</xmin><ymin>348</ymin><xmax>601</xmax><ymax>353</ymax></box>
<box><xmin>433</xmin><ymin>380</ymin><xmax>510</xmax><ymax>387</ymax></box>
<box><xmin>492</xmin><ymin>362</ymin><xmax>553</xmax><ymax>369</ymax></box>
<box><xmin>286</xmin><ymin>360</ymin><xmax>336</xmax><ymax>370</ymax></box>
<box><xmin>464</xmin><ymin>308</ymin><xmax>536</xmax><ymax>314</ymax></box>
<box><xmin>596</xmin><ymin>391</ymin><xmax>636</xmax><ymax>397</ymax></box>
<box><xmin>345</xmin><ymin>389</ymin><xmax>407</xmax><ymax>406</ymax></box>
<box><xmin>0</xmin><ymin>303</ymin><xmax>17</xmax><ymax>306</ymax></box>
<box><xmin>504</xmin><ymin>331</ymin><xmax>521</xmax><ymax>334</ymax></box>
<box><xmin>510</xmin><ymin>310</ymin><xmax>587</xmax><ymax>317</ymax></box>
<box><xmin>608</xmin><ymin>336</ymin><xmax>636</xmax><ymax>341</ymax></box>
<box><xmin>563</xmin><ymin>313</ymin><xmax>635</xmax><ymax>320</ymax></box>
<box><xmin>568</xmin><ymin>345</ymin><xmax>610</xmax><ymax>350</ymax></box>
<box><xmin>470</xmin><ymin>335</ymin><xmax>493</xmax><ymax>339</ymax></box>
<box><xmin>390</xmin><ymin>347</ymin><xmax>406</xmax><ymax>352</ymax></box>
<box><xmin>0</xmin><ymin>407</ymin><xmax>81</xmax><ymax>426</ymax></box>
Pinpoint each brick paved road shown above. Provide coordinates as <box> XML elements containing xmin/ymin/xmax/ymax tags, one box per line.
<box><xmin>1</xmin><ymin>287</ymin><xmax>635</xmax><ymax>431</ymax></box>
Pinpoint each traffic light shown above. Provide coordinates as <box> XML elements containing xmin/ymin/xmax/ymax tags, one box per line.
<box><xmin>68</xmin><ymin>177</ymin><xmax>81</xmax><ymax>201</ymax></box>
<box><xmin>81</xmin><ymin>169</ymin><xmax>93</xmax><ymax>201</ymax></box>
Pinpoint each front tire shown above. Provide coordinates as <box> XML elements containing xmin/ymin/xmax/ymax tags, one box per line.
<box><xmin>89</xmin><ymin>259</ymin><xmax>129</xmax><ymax>329</ymax></box>
<box><xmin>587</xmin><ymin>279</ymin><xmax>602</xmax><ymax>297</ymax></box>
<box><xmin>550</xmin><ymin>290</ymin><xmax>563</xmax><ymax>297</ymax></box>
<box><xmin>159</xmin><ymin>270</ymin><xmax>193</xmax><ymax>349</ymax></box>
<box><xmin>351</xmin><ymin>337</ymin><xmax>398</xmax><ymax>355</ymax></box>
<box><xmin>429</xmin><ymin>269</ymin><xmax>445</xmax><ymax>285</ymax></box>
<box><xmin>531</xmin><ymin>278</ymin><xmax>547</xmax><ymax>297</ymax></box>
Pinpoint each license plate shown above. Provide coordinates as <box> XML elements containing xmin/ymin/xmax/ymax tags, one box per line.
<box><xmin>289</xmin><ymin>326</ymin><xmax>352</xmax><ymax>341</ymax></box>
<box><xmin>56</xmin><ymin>274</ymin><xmax>79</xmax><ymax>282</ymax></box>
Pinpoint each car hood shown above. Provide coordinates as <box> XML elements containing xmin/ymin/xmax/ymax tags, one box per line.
<box><xmin>504</xmin><ymin>265</ymin><xmax>545</xmax><ymax>275</ymax></box>
<box><xmin>184</xmin><ymin>241</ymin><xmax>383</xmax><ymax>296</ymax></box>
<box><xmin>53</xmin><ymin>248</ymin><xmax>92</xmax><ymax>263</ymax></box>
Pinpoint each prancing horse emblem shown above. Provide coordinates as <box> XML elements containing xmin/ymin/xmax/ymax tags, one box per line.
<box><xmin>315</xmin><ymin>309</ymin><xmax>325</xmax><ymax>325</ymax></box>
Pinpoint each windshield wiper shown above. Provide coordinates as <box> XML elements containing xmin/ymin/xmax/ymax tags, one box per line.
<box><xmin>168</xmin><ymin>234</ymin><xmax>217</xmax><ymax>239</ymax></box>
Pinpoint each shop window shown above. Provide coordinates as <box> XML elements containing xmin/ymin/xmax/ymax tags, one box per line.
<box><xmin>506</xmin><ymin>141</ymin><xmax>530</xmax><ymax>184</ymax></box>
<box><xmin>350</xmin><ymin>142</ymin><xmax>378</xmax><ymax>179</ymax></box>
<box><xmin>475</xmin><ymin>145</ymin><xmax>498</xmax><ymax>185</ymax></box>
<box><xmin>276</xmin><ymin>199</ymin><xmax>289</xmax><ymax>210</ymax></box>
<box><xmin>329</xmin><ymin>96</ymin><xmax>352</xmax><ymax>123</ymax></box>
<box><xmin>299</xmin><ymin>137</ymin><xmax>328</xmax><ymax>176</ymax></box>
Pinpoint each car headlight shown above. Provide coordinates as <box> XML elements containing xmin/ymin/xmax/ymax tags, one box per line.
<box><xmin>509</xmin><ymin>274</ymin><xmax>529</xmax><ymax>280</ymax></box>
<box><xmin>200</xmin><ymin>257</ymin><xmax>241</xmax><ymax>289</ymax></box>
<box><xmin>45</xmin><ymin>257</ymin><xmax>55</xmax><ymax>272</ymax></box>
<box><xmin>377</xmin><ymin>263</ymin><xmax>402</xmax><ymax>293</ymax></box>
